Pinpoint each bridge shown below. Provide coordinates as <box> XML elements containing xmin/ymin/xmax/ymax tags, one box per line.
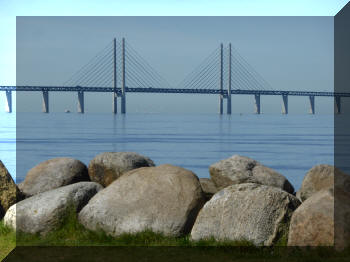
<box><xmin>0</xmin><ymin>38</ymin><xmax>346</xmax><ymax>114</ymax></box>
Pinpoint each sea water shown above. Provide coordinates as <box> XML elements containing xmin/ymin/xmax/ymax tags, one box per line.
<box><xmin>1</xmin><ymin>112</ymin><xmax>336</xmax><ymax>191</ymax></box>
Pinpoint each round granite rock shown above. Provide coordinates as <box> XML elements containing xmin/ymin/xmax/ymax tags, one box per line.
<box><xmin>191</xmin><ymin>183</ymin><xmax>300</xmax><ymax>246</ymax></box>
<box><xmin>4</xmin><ymin>182</ymin><xmax>102</xmax><ymax>235</ymax></box>
<box><xmin>88</xmin><ymin>152</ymin><xmax>155</xmax><ymax>187</ymax></box>
<box><xmin>19</xmin><ymin>158</ymin><xmax>90</xmax><ymax>197</ymax></box>
<box><xmin>79</xmin><ymin>164</ymin><xmax>206</xmax><ymax>237</ymax></box>
<box><xmin>209</xmin><ymin>155</ymin><xmax>294</xmax><ymax>193</ymax></box>
<box><xmin>199</xmin><ymin>178</ymin><xmax>218</xmax><ymax>201</ymax></box>
<box><xmin>297</xmin><ymin>165</ymin><xmax>350</xmax><ymax>202</ymax></box>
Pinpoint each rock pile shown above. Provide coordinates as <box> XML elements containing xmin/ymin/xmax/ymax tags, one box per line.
<box><xmin>0</xmin><ymin>154</ymin><xmax>348</xmax><ymax>249</ymax></box>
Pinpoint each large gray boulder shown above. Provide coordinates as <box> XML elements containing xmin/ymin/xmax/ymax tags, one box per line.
<box><xmin>88</xmin><ymin>152</ymin><xmax>155</xmax><ymax>187</ymax></box>
<box><xmin>79</xmin><ymin>164</ymin><xmax>206</xmax><ymax>237</ymax></box>
<box><xmin>296</xmin><ymin>164</ymin><xmax>349</xmax><ymax>202</ymax></box>
<box><xmin>0</xmin><ymin>160</ymin><xmax>23</xmax><ymax>218</ymax></box>
<box><xmin>191</xmin><ymin>183</ymin><xmax>300</xmax><ymax>246</ymax></box>
<box><xmin>199</xmin><ymin>178</ymin><xmax>218</xmax><ymax>201</ymax></box>
<box><xmin>334</xmin><ymin>181</ymin><xmax>350</xmax><ymax>250</ymax></box>
<box><xmin>289</xmin><ymin>186</ymin><xmax>350</xmax><ymax>249</ymax></box>
<box><xmin>209</xmin><ymin>155</ymin><xmax>294</xmax><ymax>193</ymax></box>
<box><xmin>4</xmin><ymin>182</ymin><xmax>102</xmax><ymax>235</ymax></box>
<box><xmin>288</xmin><ymin>189</ymin><xmax>335</xmax><ymax>247</ymax></box>
<box><xmin>20</xmin><ymin>157</ymin><xmax>90</xmax><ymax>197</ymax></box>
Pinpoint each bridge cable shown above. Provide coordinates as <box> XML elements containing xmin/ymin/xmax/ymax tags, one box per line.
<box><xmin>63</xmin><ymin>41</ymin><xmax>114</xmax><ymax>87</ymax></box>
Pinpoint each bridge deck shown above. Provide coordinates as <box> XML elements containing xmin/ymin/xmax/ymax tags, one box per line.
<box><xmin>0</xmin><ymin>86</ymin><xmax>348</xmax><ymax>97</ymax></box>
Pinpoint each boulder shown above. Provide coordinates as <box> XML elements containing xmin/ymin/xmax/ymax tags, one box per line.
<box><xmin>209</xmin><ymin>155</ymin><xmax>294</xmax><ymax>193</ymax></box>
<box><xmin>334</xmin><ymin>182</ymin><xmax>350</xmax><ymax>250</ymax></box>
<box><xmin>4</xmin><ymin>182</ymin><xmax>102</xmax><ymax>235</ymax></box>
<box><xmin>190</xmin><ymin>183</ymin><xmax>300</xmax><ymax>246</ymax></box>
<box><xmin>297</xmin><ymin>165</ymin><xmax>350</xmax><ymax>202</ymax></box>
<box><xmin>288</xmin><ymin>189</ymin><xmax>334</xmax><ymax>247</ymax></box>
<box><xmin>0</xmin><ymin>160</ymin><xmax>23</xmax><ymax>218</ymax></box>
<box><xmin>79</xmin><ymin>164</ymin><xmax>206</xmax><ymax>237</ymax></box>
<box><xmin>199</xmin><ymin>178</ymin><xmax>218</xmax><ymax>200</ymax></box>
<box><xmin>20</xmin><ymin>157</ymin><xmax>90</xmax><ymax>197</ymax></box>
<box><xmin>88</xmin><ymin>152</ymin><xmax>155</xmax><ymax>187</ymax></box>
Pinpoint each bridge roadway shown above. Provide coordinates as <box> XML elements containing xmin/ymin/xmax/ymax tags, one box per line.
<box><xmin>0</xmin><ymin>86</ymin><xmax>348</xmax><ymax>97</ymax></box>
<box><xmin>1</xmin><ymin>85</ymin><xmax>348</xmax><ymax>114</ymax></box>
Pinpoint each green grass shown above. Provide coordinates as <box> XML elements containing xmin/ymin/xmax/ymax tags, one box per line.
<box><xmin>1</xmin><ymin>211</ymin><xmax>350</xmax><ymax>261</ymax></box>
<box><xmin>0</xmin><ymin>220</ymin><xmax>16</xmax><ymax>261</ymax></box>
<box><xmin>14</xmin><ymin>208</ymin><xmax>255</xmax><ymax>247</ymax></box>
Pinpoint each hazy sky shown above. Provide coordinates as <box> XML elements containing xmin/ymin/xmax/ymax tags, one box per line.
<box><xmin>1</xmin><ymin>1</ymin><xmax>348</xmax><ymax>114</ymax></box>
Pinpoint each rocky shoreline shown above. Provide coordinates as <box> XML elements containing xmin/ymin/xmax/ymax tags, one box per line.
<box><xmin>1</xmin><ymin>153</ymin><xmax>349</xmax><ymax>249</ymax></box>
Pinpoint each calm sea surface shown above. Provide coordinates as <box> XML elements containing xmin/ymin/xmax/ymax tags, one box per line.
<box><xmin>0</xmin><ymin>113</ymin><xmax>337</xmax><ymax>191</ymax></box>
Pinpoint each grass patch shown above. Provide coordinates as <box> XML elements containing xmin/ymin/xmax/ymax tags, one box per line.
<box><xmin>0</xmin><ymin>220</ymin><xmax>16</xmax><ymax>261</ymax></box>
<box><xmin>15</xmin><ymin>209</ymin><xmax>254</xmax><ymax>247</ymax></box>
<box><xmin>2</xmin><ymin>211</ymin><xmax>350</xmax><ymax>261</ymax></box>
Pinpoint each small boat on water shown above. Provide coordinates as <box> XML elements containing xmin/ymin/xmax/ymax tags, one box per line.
<box><xmin>64</xmin><ymin>109</ymin><xmax>71</xmax><ymax>113</ymax></box>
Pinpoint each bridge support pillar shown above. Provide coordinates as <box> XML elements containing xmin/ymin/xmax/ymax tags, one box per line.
<box><xmin>309</xmin><ymin>95</ymin><xmax>315</xmax><ymax>114</ymax></box>
<box><xmin>254</xmin><ymin>94</ymin><xmax>261</xmax><ymax>114</ymax></box>
<box><xmin>77</xmin><ymin>91</ymin><xmax>84</xmax><ymax>113</ymax></box>
<box><xmin>335</xmin><ymin>96</ymin><xmax>341</xmax><ymax>114</ymax></box>
<box><xmin>282</xmin><ymin>94</ymin><xmax>288</xmax><ymax>114</ymax></box>
<box><xmin>121</xmin><ymin>95</ymin><xmax>126</xmax><ymax>114</ymax></box>
<box><xmin>227</xmin><ymin>96</ymin><xmax>231</xmax><ymax>114</ymax></box>
<box><xmin>113</xmin><ymin>92</ymin><xmax>117</xmax><ymax>114</ymax></box>
<box><xmin>42</xmin><ymin>90</ymin><xmax>49</xmax><ymax>113</ymax></box>
<box><xmin>5</xmin><ymin>90</ymin><xmax>12</xmax><ymax>113</ymax></box>
<box><xmin>219</xmin><ymin>95</ymin><xmax>223</xmax><ymax>115</ymax></box>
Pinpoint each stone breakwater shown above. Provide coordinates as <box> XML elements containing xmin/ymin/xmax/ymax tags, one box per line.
<box><xmin>1</xmin><ymin>153</ymin><xmax>349</xmax><ymax>249</ymax></box>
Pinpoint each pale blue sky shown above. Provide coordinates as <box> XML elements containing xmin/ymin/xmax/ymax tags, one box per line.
<box><xmin>0</xmin><ymin>0</ymin><xmax>348</xmax><ymax>113</ymax></box>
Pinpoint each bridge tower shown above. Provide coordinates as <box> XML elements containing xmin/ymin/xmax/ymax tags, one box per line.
<box><xmin>5</xmin><ymin>90</ymin><xmax>12</xmax><ymax>113</ymax></box>
<box><xmin>219</xmin><ymin>43</ymin><xmax>224</xmax><ymax>115</ymax></box>
<box><xmin>113</xmin><ymin>38</ymin><xmax>118</xmax><ymax>114</ymax></box>
<box><xmin>227</xmin><ymin>43</ymin><xmax>232</xmax><ymax>114</ymax></box>
<box><xmin>121</xmin><ymin>37</ymin><xmax>126</xmax><ymax>114</ymax></box>
<box><xmin>42</xmin><ymin>90</ymin><xmax>49</xmax><ymax>113</ymax></box>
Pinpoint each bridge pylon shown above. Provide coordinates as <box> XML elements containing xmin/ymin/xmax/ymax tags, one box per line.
<box><xmin>219</xmin><ymin>43</ymin><xmax>223</xmax><ymax>115</ymax></box>
<box><xmin>113</xmin><ymin>38</ymin><xmax>118</xmax><ymax>114</ymax></box>
<box><xmin>121</xmin><ymin>37</ymin><xmax>126</xmax><ymax>114</ymax></box>
<box><xmin>227</xmin><ymin>43</ymin><xmax>232</xmax><ymax>114</ymax></box>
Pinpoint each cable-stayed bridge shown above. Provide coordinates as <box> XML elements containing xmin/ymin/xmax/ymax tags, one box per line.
<box><xmin>1</xmin><ymin>38</ymin><xmax>347</xmax><ymax>114</ymax></box>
